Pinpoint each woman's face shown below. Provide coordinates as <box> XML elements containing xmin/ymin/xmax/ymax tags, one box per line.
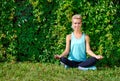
<box><xmin>72</xmin><ymin>19</ymin><xmax>82</xmax><ymax>30</ymax></box>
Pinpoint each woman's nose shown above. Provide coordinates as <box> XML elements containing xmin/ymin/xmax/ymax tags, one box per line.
<box><xmin>76</xmin><ymin>24</ymin><xmax>79</xmax><ymax>26</ymax></box>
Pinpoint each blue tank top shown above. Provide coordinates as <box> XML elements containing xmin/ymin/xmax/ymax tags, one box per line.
<box><xmin>68</xmin><ymin>32</ymin><xmax>86</xmax><ymax>62</ymax></box>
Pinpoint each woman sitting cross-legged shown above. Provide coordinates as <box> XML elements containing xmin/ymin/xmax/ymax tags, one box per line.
<box><xmin>54</xmin><ymin>14</ymin><xmax>103</xmax><ymax>70</ymax></box>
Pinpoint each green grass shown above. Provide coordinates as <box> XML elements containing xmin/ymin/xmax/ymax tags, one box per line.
<box><xmin>0</xmin><ymin>62</ymin><xmax>120</xmax><ymax>81</ymax></box>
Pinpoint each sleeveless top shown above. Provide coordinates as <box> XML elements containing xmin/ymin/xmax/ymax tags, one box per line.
<box><xmin>68</xmin><ymin>32</ymin><xmax>86</xmax><ymax>62</ymax></box>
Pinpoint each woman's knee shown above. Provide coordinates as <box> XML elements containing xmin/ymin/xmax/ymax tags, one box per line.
<box><xmin>60</xmin><ymin>57</ymin><xmax>67</xmax><ymax>62</ymax></box>
<box><xmin>91</xmin><ymin>57</ymin><xmax>98</xmax><ymax>62</ymax></box>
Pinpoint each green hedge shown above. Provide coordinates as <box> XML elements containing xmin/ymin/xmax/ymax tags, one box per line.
<box><xmin>0</xmin><ymin>0</ymin><xmax>120</xmax><ymax>67</ymax></box>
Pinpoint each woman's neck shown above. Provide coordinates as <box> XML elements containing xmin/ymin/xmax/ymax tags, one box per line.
<box><xmin>74</xmin><ymin>30</ymin><xmax>82</xmax><ymax>35</ymax></box>
<box><xmin>73</xmin><ymin>31</ymin><xmax>82</xmax><ymax>39</ymax></box>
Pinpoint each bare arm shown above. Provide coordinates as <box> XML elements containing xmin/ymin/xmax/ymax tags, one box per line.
<box><xmin>85</xmin><ymin>35</ymin><xmax>103</xmax><ymax>60</ymax></box>
<box><xmin>54</xmin><ymin>34</ymin><xmax>71</xmax><ymax>59</ymax></box>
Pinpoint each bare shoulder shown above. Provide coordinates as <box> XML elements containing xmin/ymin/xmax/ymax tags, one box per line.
<box><xmin>66</xmin><ymin>34</ymin><xmax>71</xmax><ymax>41</ymax></box>
<box><xmin>85</xmin><ymin>34</ymin><xmax>90</xmax><ymax>40</ymax></box>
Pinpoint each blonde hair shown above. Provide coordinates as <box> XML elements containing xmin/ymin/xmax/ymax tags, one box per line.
<box><xmin>72</xmin><ymin>14</ymin><xmax>82</xmax><ymax>22</ymax></box>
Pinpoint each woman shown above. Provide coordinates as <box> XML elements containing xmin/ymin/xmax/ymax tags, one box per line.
<box><xmin>54</xmin><ymin>14</ymin><xmax>103</xmax><ymax>70</ymax></box>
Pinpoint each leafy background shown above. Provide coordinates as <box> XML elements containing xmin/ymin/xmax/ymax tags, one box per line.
<box><xmin>0</xmin><ymin>0</ymin><xmax>120</xmax><ymax>67</ymax></box>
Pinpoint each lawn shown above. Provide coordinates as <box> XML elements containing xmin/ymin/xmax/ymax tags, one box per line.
<box><xmin>0</xmin><ymin>62</ymin><xmax>120</xmax><ymax>81</ymax></box>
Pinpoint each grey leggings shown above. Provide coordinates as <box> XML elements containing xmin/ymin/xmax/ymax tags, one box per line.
<box><xmin>60</xmin><ymin>57</ymin><xmax>98</xmax><ymax>67</ymax></box>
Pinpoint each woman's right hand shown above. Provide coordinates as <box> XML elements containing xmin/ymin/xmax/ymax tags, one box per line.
<box><xmin>54</xmin><ymin>55</ymin><xmax>61</xmax><ymax>59</ymax></box>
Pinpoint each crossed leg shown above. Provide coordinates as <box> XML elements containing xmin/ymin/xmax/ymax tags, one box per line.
<box><xmin>60</xmin><ymin>57</ymin><xmax>98</xmax><ymax>68</ymax></box>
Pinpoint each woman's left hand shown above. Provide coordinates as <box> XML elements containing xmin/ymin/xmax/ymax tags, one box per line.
<box><xmin>95</xmin><ymin>55</ymin><xmax>103</xmax><ymax>60</ymax></box>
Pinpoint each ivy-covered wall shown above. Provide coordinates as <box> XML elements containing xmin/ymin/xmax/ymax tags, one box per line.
<box><xmin>0</xmin><ymin>0</ymin><xmax>120</xmax><ymax>67</ymax></box>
